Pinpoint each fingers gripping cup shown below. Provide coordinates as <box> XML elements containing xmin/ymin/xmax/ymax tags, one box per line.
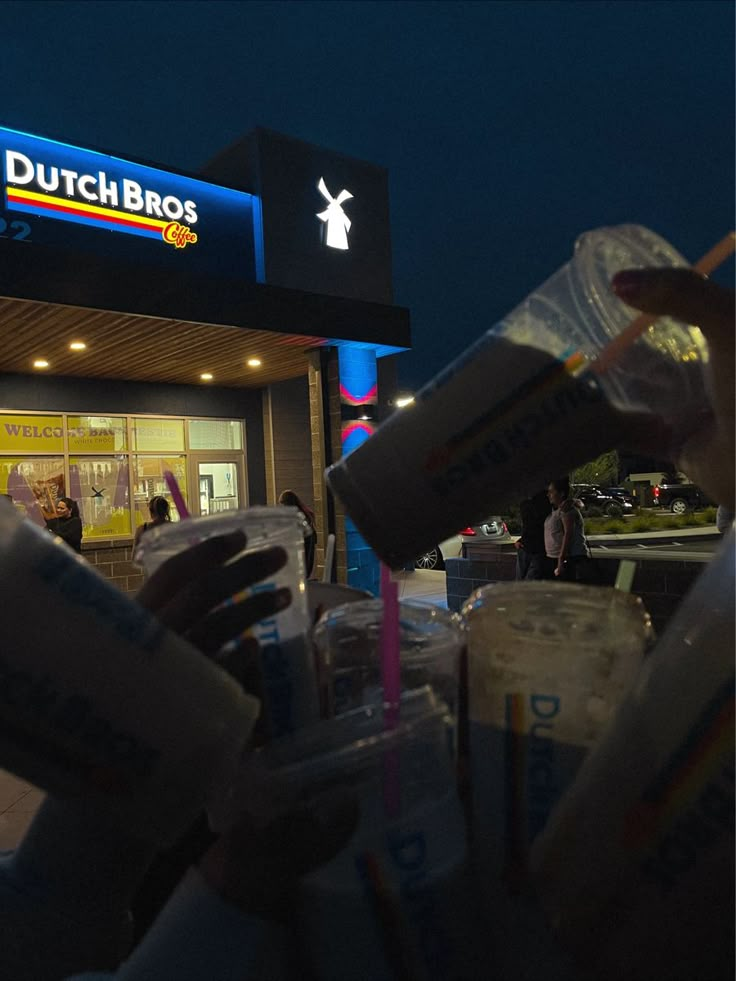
<box><xmin>0</xmin><ymin>500</ymin><xmax>259</xmax><ymax>845</ymax></box>
<box><xmin>327</xmin><ymin>225</ymin><xmax>711</xmax><ymax>569</ymax></box>
<box><xmin>134</xmin><ymin>507</ymin><xmax>318</xmax><ymax>736</ymax></box>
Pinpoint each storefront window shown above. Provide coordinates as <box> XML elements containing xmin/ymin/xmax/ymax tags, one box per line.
<box><xmin>132</xmin><ymin>418</ymin><xmax>185</xmax><ymax>452</ymax></box>
<box><xmin>0</xmin><ymin>456</ymin><xmax>65</xmax><ymax>526</ymax></box>
<box><xmin>188</xmin><ymin>418</ymin><xmax>243</xmax><ymax>450</ymax></box>
<box><xmin>69</xmin><ymin>456</ymin><xmax>131</xmax><ymax>538</ymax></box>
<box><xmin>0</xmin><ymin>415</ymin><xmax>64</xmax><ymax>454</ymax></box>
<box><xmin>132</xmin><ymin>455</ymin><xmax>188</xmax><ymax>525</ymax></box>
<box><xmin>67</xmin><ymin>416</ymin><xmax>128</xmax><ymax>452</ymax></box>
<box><xmin>1</xmin><ymin>412</ymin><xmax>246</xmax><ymax>542</ymax></box>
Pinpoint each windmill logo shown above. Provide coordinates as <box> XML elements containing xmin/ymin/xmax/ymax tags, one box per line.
<box><xmin>316</xmin><ymin>177</ymin><xmax>353</xmax><ymax>250</ymax></box>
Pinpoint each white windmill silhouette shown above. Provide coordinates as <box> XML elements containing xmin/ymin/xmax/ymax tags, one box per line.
<box><xmin>316</xmin><ymin>177</ymin><xmax>353</xmax><ymax>250</ymax></box>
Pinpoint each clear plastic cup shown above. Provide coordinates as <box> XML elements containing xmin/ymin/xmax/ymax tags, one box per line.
<box><xmin>134</xmin><ymin>507</ymin><xmax>318</xmax><ymax>735</ymax></box>
<box><xmin>463</xmin><ymin>581</ymin><xmax>653</xmax><ymax>884</ymax></box>
<box><xmin>0</xmin><ymin>500</ymin><xmax>259</xmax><ymax>844</ymax></box>
<box><xmin>313</xmin><ymin>598</ymin><xmax>464</xmax><ymax>723</ymax></box>
<box><xmin>530</xmin><ymin>531</ymin><xmax>735</xmax><ymax>981</ymax></box>
<box><xmin>462</xmin><ymin>581</ymin><xmax>653</xmax><ymax>980</ymax></box>
<box><xmin>258</xmin><ymin>687</ymin><xmax>489</xmax><ymax>981</ymax></box>
<box><xmin>327</xmin><ymin>224</ymin><xmax>710</xmax><ymax>568</ymax></box>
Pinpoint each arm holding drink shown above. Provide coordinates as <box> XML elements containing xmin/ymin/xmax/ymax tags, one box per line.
<box><xmin>0</xmin><ymin>525</ymin><xmax>319</xmax><ymax>980</ymax></box>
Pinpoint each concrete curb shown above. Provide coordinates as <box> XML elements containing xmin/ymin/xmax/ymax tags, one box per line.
<box><xmin>586</xmin><ymin>526</ymin><xmax>720</xmax><ymax>545</ymax></box>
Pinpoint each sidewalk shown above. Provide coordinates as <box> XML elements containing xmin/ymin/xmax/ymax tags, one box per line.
<box><xmin>393</xmin><ymin>568</ymin><xmax>448</xmax><ymax>608</ymax></box>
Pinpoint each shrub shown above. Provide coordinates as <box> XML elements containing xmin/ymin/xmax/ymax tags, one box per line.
<box><xmin>702</xmin><ymin>506</ymin><xmax>717</xmax><ymax>524</ymax></box>
<box><xmin>585</xmin><ymin>506</ymin><xmax>605</xmax><ymax>518</ymax></box>
<box><xmin>682</xmin><ymin>512</ymin><xmax>700</xmax><ymax>527</ymax></box>
<box><xmin>631</xmin><ymin>517</ymin><xmax>654</xmax><ymax>532</ymax></box>
<box><xmin>661</xmin><ymin>516</ymin><xmax>681</xmax><ymax>529</ymax></box>
<box><xmin>600</xmin><ymin>519</ymin><xmax>626</xmax><ymax>535</ymax></box>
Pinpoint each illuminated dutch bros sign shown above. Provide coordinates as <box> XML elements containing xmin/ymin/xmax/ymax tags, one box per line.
<box><xmin>0</xmin><ymin>125</ymin><xmax>262</xmax><ymax>277</ymax></box>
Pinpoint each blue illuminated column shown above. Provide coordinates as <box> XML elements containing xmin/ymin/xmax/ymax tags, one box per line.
<box><xmin>338</xmin><ymin>345</ymin><xmax>379</xmax><ymax>593</ymax></box>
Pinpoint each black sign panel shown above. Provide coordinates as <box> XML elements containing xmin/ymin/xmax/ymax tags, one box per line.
<box><xmin>252</xmin><ymin>129</ymin><xmax>394</xmax><ymax>305</ymax></box>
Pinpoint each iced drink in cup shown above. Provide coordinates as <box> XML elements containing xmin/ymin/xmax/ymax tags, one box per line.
<box><xmin>134</xmin><ymin>506</ymin><xmax>318</xmax><ymax>736</ymax></box>
<box><xmin>0</xmin><ymin>499</ymin><xmax>259</xmax><ymax>845</ymax></box>
<box><xmin>313</xmin><ymin>597</ymin><xmax>464</xmax><ymax>722</ymax></box>
<box><xmin>530</xmin><ymin>531</ymin><xmax>735</xmax><ymax>981</ymax></box>
<box><xmin>462</xmin><ymin>582</ymin><xmax>653</xmax><ymax>979</ymax></box>
<box><xmin>463</xmin><ymin>582</ymin><xmax>652</xmax><ymax>884</ymax></box>
<box><xmin>327</xmin><ymin>225</ymin><xmax>712</xmax><ymax>569</ymax></box>
<box><xmin>254</xmin><ymin>687</ymin><xmax>488</xmax><ymax>981</ymax></box>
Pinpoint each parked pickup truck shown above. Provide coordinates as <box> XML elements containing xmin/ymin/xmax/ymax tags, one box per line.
<box><xmin>652</xmin><ymin>475</ymin><xmax>712</xmax><ymax>514</ymax></box>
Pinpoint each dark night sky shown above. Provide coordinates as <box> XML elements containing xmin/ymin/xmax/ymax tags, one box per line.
<box><xmin>2</xmin><ymin>0</ymin><xmax>733</xmax><ymax>392</ymax></box>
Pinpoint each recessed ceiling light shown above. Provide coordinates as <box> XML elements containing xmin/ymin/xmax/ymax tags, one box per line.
<box><xmin>247</xmin><ymin>358</ymin><xmax>262</xmax><ymax>368</ymax></box>
<box><xmin>69</xmin><ymin>341</ymin><xmax>87</xmax><ymax>351</ymax></box>
<box><xmin>200</xmin><ymin>372</ymin><xmax>214</xmax><ymax>381</ymax></box>
<box><xmin>33</xmin><ymin>359</ymin><xmax>50</xmax><ymax>369</ymax></box>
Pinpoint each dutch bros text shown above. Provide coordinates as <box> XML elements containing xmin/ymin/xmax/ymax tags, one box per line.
<box><xmin>4</xmin><ymin>149</ymin><xmax>198</xmax><ymax>249</ymax></box>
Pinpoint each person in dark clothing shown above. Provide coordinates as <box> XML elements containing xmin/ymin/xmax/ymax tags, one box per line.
<box><xmin>515</xmin><ymin>490</ymin><xmax>552</xmax><ymax>580</ymax></box>
<box><xmin>278</xmin><ymin>489</ymin><xmax>317</xmax><ymax>577</ymax></box>
<box><xmin>44</xmin><ymin>496</ymin><xmax>83</xmax><ymax>553</ymax></box>
<box><xmin>133</xmin><ymin>495</ymin><xmax>171</xmax><ymax>549</ymax></box>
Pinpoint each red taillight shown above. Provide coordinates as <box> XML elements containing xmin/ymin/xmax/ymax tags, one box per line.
<box><xmin>502</xmin><ymin>522</ymin><xmax>508</xmax><ymax>533</ymax></box>
<box><xmin>460</xmin><ymin>526</ymin><xmax>476</xmax><ymax>536</ymax></box>
<box><xmin>653</xmin><ymin>486</ymin><xmax>660</xmax><ymax>498</ymax></box>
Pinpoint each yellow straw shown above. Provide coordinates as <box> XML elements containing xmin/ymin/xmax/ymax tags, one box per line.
<box><xmin>591</xmin><ymin>231</ymin><xmax>736</xmax><ymax>375</ymax></box>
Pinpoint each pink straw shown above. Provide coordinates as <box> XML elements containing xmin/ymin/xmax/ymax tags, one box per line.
<box><xmin>379</xmin><ymin>563</ymin><xmax>401</xmax><ymax>816</ymax></box>
<box><xmin>379</xmin><ymin>564</ymin><xmax>401</xmax><ymax>719</ymax></box>
<box><xmin>163</xmin><ymin>469</ymin><xmax>190</xmax><ymax>519</ymax></box>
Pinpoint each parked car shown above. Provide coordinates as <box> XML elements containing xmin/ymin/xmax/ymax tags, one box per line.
<box><xmin>414</xmin><ymin>517</ymin><xmax>510</xmax><ymax>570</ymax></box>
<box><xmin>602</xmin><ymin>486</ymin><xmax>636</xmax><ymax>508</ymax></box>
<box><xmin>572</xmin><ymin>484</ymin><xmax>634</xmax><ymax>517</ymax></box>
<box><xmin>652</xmin><ymin>474</ymin><xmax>712</xmax><ymax>514</ymax></box>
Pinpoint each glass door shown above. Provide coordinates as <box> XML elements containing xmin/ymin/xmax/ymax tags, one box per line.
<box><xmin>188</xmin><ymin>454</ymin><xmax>244</xmax><ymax>516</ymax></box>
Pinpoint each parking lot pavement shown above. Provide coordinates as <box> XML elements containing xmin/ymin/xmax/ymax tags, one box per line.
<box><xmin>393</xmin><ymin>569</ymin><xmax>448</xmax><ymax>608</ymax></box>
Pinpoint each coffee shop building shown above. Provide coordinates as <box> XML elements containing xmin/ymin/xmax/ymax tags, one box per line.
<box><xmin>0</xmin><ymin>124</ymin><xmax>410</xmax><ymax>593</ymax></box>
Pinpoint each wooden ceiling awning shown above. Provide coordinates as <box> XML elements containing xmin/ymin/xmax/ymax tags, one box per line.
<box><xmin>0</xmin><ymin>236</ymin><xmax>409</xmax><ymax>388</ymax></box>
<box><xmin>0</xmin><ymin>295</ymin><xmax>327</xmax><ymax>388</ymax></box>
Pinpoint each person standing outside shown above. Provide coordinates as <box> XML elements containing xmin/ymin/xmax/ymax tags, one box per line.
<box><xmin>544</xmin><ymin>477</ymin><xmax>587</xmax><ymax>581</ymax></box>
<box><xmin>515</xmin><ymin>490</ymin><xmax>552</xmax><ymax>580</ymax></box>
<box><xmin>278</xmin><ymin>489</ymin><xmax>317</xmax><ymax>578</ymax></box>
<box><xmin>133</xmin><ymin>496</ymin><xmax>171</xmax><ymax>550</ymax></box>
<box><xmin>44</xmin><ymin>496</ymin><xmax>83</xmax><ymax>554</ymax></box>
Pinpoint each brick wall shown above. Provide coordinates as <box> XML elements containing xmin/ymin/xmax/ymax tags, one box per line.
<box><xmin>446</xmin><ymin>548</ymin><xmax>707</xmax><ymax>634</ymax></box>
<box><xmin>82</xmin><ymin>540</ymin><xmax>143</xmax><ymax>595</ymax></box>
<box><xmin>263</xmin><ymin>376</ymin><xmax>313</xmax><ymax>508</ymax></box>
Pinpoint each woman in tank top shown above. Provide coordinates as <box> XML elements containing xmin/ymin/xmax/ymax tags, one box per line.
<box><xmin>544</xmin><ymin>476</ymin><xmax>587</xmax><ymax>581</ymax></box>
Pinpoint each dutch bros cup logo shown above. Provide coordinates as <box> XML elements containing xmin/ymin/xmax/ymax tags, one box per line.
<box><xmin>316</xmin><ymin>177</ymin><xmax>353</xmax><ymax>250</ymax></box>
